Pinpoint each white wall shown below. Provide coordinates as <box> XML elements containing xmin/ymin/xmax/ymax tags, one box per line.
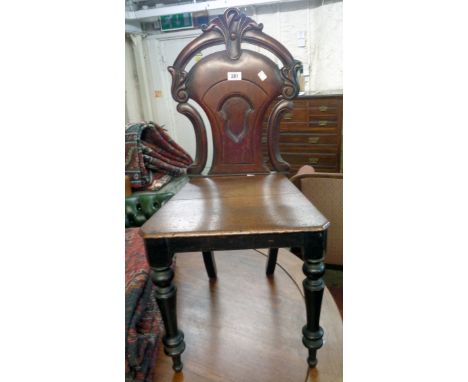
<box><xmin>125</xmin><ymin>37</ymin><xmax>143</xmax><ymax>124</ymax></box>
<box><xmin>255</xmin><ymin>0</ymin><xmax>342</xmax><ymax>92</ymax></box>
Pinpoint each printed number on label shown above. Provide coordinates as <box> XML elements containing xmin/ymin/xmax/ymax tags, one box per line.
<box><xmin>227</xmin><ymin>72</ymin><xmax>242</xmax><ymax>80</ymax></box>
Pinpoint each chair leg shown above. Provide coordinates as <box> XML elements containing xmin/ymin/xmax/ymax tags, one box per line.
<box><xmin>202</xmin><ymin>251</ymin><xmax>217</xmax><ymax>280</ymax></box>
<box><xmin>150</xmin><ymin>255</ymin><xmax>185</xmax><ymax>372</ymax></box>
<box><xmin>265</xmin><ymin>247</ymin><xmax>279</xmax><ymax>276</ymax></box>
<box><xmin>301</xmin><ymin>232</ymin><xmax>327</xmax><ymax>368</ymax></box>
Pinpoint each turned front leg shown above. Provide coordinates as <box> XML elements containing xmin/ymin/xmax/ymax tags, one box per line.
<box><xmin>150</xmin><ymin>257</ymin><xmax>185</xmax><ymax>372</ymax></box>
<box><xmin>302</xmin><ymin>231</ymin><xmax>327</xmax><ymax>368</ymax></box>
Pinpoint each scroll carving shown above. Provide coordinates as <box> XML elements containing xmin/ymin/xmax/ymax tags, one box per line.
<box><xmin>202</xmin><ymin>8</ymin><xmax>263</xmax><ymax>60</ymax></box>
<box><xmin>176</xmin><ymin>103</ymin><xmax>207</xmax><ymax>175</ymax></box>
<box><xmin>267</xmin><ymin>99</ymin><xmax>293</xmax><ymax>172</ymax></box>
<box><xmin>281</xmin><ymin>60</ymin><xmax>302</xmax><ymax>99</ymax></box>
<box><xmin>168</xmin><ymin>67</ymin><xmax>189</xmax><ymax>103</ymax></box>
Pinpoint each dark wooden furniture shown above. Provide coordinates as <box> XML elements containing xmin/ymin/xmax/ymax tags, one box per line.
<box><xmin>263</xmin><ymin>92</ymin><xmax>343</xmax><ymax>174</ymax></box>
<box><xmin>152</xmin><ymin>249</ymin><xmax>343</xmax><ymax>382</ymax></box>
<box><xmin>141</xmin><ymin>8</ymin><xmax>329</xmax><ymax>373</ymax></box>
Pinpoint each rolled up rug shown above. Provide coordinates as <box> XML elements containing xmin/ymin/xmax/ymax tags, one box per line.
<box><xmin>141</xmin><ymin>124</ymin><xmax>193</xmax><ymax>167</ymax></box>
<box><xmin>125</xmin><ymin>122</ymin><xmax>193</xmax><ymax>191</ymax></box>
<box><xmin>125</xmin><ymin>228</ymin><xmax>165</xmax><ymax>382</ymax></box>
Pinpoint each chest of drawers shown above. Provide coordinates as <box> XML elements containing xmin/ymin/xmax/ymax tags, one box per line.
<box><xmin>263</xmin><ymin>92</ymin><xmax>343</xmax><ymax>174</ymax></box>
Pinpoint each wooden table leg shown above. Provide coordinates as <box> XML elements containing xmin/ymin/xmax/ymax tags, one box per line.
<box><xmin>302</xmin><ymin>231</ymin><xmax>327</xmax><ymax>368</ymax></box>
<box><xmin>149</xmin><ymin>249</ymin><xmax>185</xmax><ymax>372</ymax></box>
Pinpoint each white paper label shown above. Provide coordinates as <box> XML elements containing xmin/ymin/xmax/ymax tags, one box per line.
<box><xmin>258</xmin><ymin>70</ymin><xmax>267</xmax><ymax>81</ymax></box>
<box><xmin>227</xmin><ymin>72</ymin><xmax>242</xmax><ymax>80</ymax></box>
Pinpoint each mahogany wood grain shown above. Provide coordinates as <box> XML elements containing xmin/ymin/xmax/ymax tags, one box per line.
<box><xmin>279</xmin><ymin>124</ymin><xmax>339</xmax><ymax>134</ymax></box>
<box><xmin>168</xmin><ymin>7</ymin><xmax>301</xmax><ymax>175</ymax></box>
<box><xmin>176</xmin><ymin>103</ymin><xmax>208</xmax><ymax>174</ymax></box>
<box><xmin>289</xmin><ymin>99</ymin><xmax>309</xmax><ymax>108</ymax></box>
<box><xmin>277</xmin><ymin>134</ymin><xmax>340</xmax><ymax>145</ymax></box>
<box><xmin>262</xmin><ymin>94</ymin><xmax>342</xmax><ymax>174</ymax></box>
<box><xmin>140</xmin><ymin>174</ymin><xmax>328</xmax><ymax>239</ymax></box>
<box><xmin>152</xmin><ymin>249</ymin><xmax>342</xmax><ymax>382</ymax></box>
<box><xmin>277</xmin><ymin>144</ymin><xmax>339</xmax><ymax>154</ymax></box>
<box><xmin>283</xmin><ymin>108</ymin><xmax>309</xmax><ymax>122</ymax></box>
<box><xmin>267</xmin><ymin>99</ymin><xmax>293</xmax><ymax>172</ymax></box>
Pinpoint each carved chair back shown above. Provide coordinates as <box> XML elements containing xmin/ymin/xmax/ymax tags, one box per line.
<box><xmin>168</xmin><ymin>8</ymin><xmax>302</xmax><ymax>175</ymax></box>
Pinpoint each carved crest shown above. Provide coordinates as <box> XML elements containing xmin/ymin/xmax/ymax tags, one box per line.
<box><xmin>202</xmin><ymin>8</ymin><xmax>263</xmax><ymax>60</ymax></box>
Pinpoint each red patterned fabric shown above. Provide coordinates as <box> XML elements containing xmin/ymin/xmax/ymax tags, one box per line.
<box><xmin>125</xmin><ymin>122</ymin><xmax>193</xmax><ymax>191</ymax></box>
<box><xmin>125</xmin><ymin>228</ymin><xmax>162</xmax><ymax>382</ymax></box>
<box><xmin>141</xmin><ymin>125</ymin><xmax>193</xmax><ymax>166</ymax></box>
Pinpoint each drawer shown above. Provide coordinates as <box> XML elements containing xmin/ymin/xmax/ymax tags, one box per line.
<box><xmin>308</xmin><ymin>105</ymin><xmax>340</xmax><ymax>117</ymax></box>
<box><xmin>279</xmin><ymin>144</ymin><xmax>339</xmax><ymax>154</ymax></box>
<box><xmin>309</xmin><ymin>115</ymin><xmax>338</xmax><ymax>127</ymax></box>
<box><xmin>291</xmin><ymin>99</ymin><xmax>308</xmax><ymax>108</ymax></box>
<box><xmin>307</xmin><ymin>98</ymin><xmax>340</xmax><ymax>116</ymax></box>
<box><xmin>279</xmin><ymin>134</ymin><xmax>339</xmax><ymax>145</ymax></box>
<box><xmin>261</xmin><ymin>134</ymin><xmax>339</xmax><ymax>146</ymax></box>
<box><xmin>281</xmin><ymin>108</ymin><xmax>308</xmax><ymax>122</ymax></box>
<box><xmin>280</xmin><ymin>123</ymin><xmax>338</xmax><ymax>133</ymax></box>
<box><xmin>306</xmin><ymin>97</ymin><xmax>341</xmax><ymax>107</ymax></box>
<box><xmin>282</xmin><ymin>152</ymin><xmax>338</xmax><ymax>166</ymax></box>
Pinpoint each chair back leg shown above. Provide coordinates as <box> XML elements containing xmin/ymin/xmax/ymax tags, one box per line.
<box><xmin>202</xmin><ymin>251</ymin><xmax>217</xmax><ymax>280</ymax></box>
<box><xmin>265</xmin><ymin>248</ymin><xmax>279</xmax><ymax>276</ymax></box>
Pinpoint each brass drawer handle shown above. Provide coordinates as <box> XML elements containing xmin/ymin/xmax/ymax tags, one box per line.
<box><xmin>283</xmin><ymin>112</ymin><xmax>293</xmax><ymax>120</ymax></box>
<box><xmin>261</xmin><ymin>137</ymin><xmax>267</xmax><ymax>144</ymax></box>
<box><xmin>308</xmin><ymin>158</ymin><xmax>320</xmax><ymax>164</ymax></box>
<box><xmin>308</xmin><ymin>137</ymin><xmax>320</xmax><ymax>144</ymax></box>
<box><xmin>318</xmin><ymin>120</ymin><xmax>328</xmax><ymax>126</ymax></box>
<box><xmin>319</xmin><ymin>105</ymin><xmax>328</xmax><ymax>112</ymax></box>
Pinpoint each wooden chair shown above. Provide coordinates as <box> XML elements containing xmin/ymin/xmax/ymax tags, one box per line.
<box><xmin>141</xmin><ymin>8</ymin><xmax>329</xmax><ymax>373</ymax></box>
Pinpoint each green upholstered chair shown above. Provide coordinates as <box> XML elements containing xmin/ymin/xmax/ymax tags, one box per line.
<box><xmin>126</xmin><ymin>192</ymin><xmax>174</xmax><ymax>228</ymax></box>
<box><xmin>125</xmin><ymin>175</ymin><xmax>189</xmax><ymax>228</ymax></box>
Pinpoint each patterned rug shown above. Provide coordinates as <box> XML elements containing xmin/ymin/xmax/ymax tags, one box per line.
<box><xmin>125</xmin><ymin>228</ymin><xmax>163</xmax><ymax>382</ymax></box>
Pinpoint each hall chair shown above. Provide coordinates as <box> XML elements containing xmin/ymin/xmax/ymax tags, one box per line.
<box><xmin>141</xmin><ymin>8</ymin><xmax>329</xmax><ymax>372</ymax></box>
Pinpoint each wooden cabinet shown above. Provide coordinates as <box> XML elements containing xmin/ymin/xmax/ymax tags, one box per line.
<box><xmin>263</xmin><ymin>92</ymin><xmax>343</xmax><ymax>174</ymax></box>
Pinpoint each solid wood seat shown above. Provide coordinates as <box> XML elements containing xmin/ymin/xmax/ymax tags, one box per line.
<box><xmin>141</xmin><ymin>7</ymin><xmax>330</xmax><ymax>375</ymax></box>
<box><xmin>141</xmin><ymin>174</ymin><xmax>328</xmax><ymax>239</ymax></box>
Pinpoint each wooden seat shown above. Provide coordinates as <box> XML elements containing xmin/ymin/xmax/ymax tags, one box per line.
<box><xmin>142</xmin><ymin>174</ymin><xmax>327</xmax><ymax>238</ymax></box>
<box><xmin>141</xmin><ymin>7</ymin><xmax>330</xmax><ymax>374</ymax></box>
